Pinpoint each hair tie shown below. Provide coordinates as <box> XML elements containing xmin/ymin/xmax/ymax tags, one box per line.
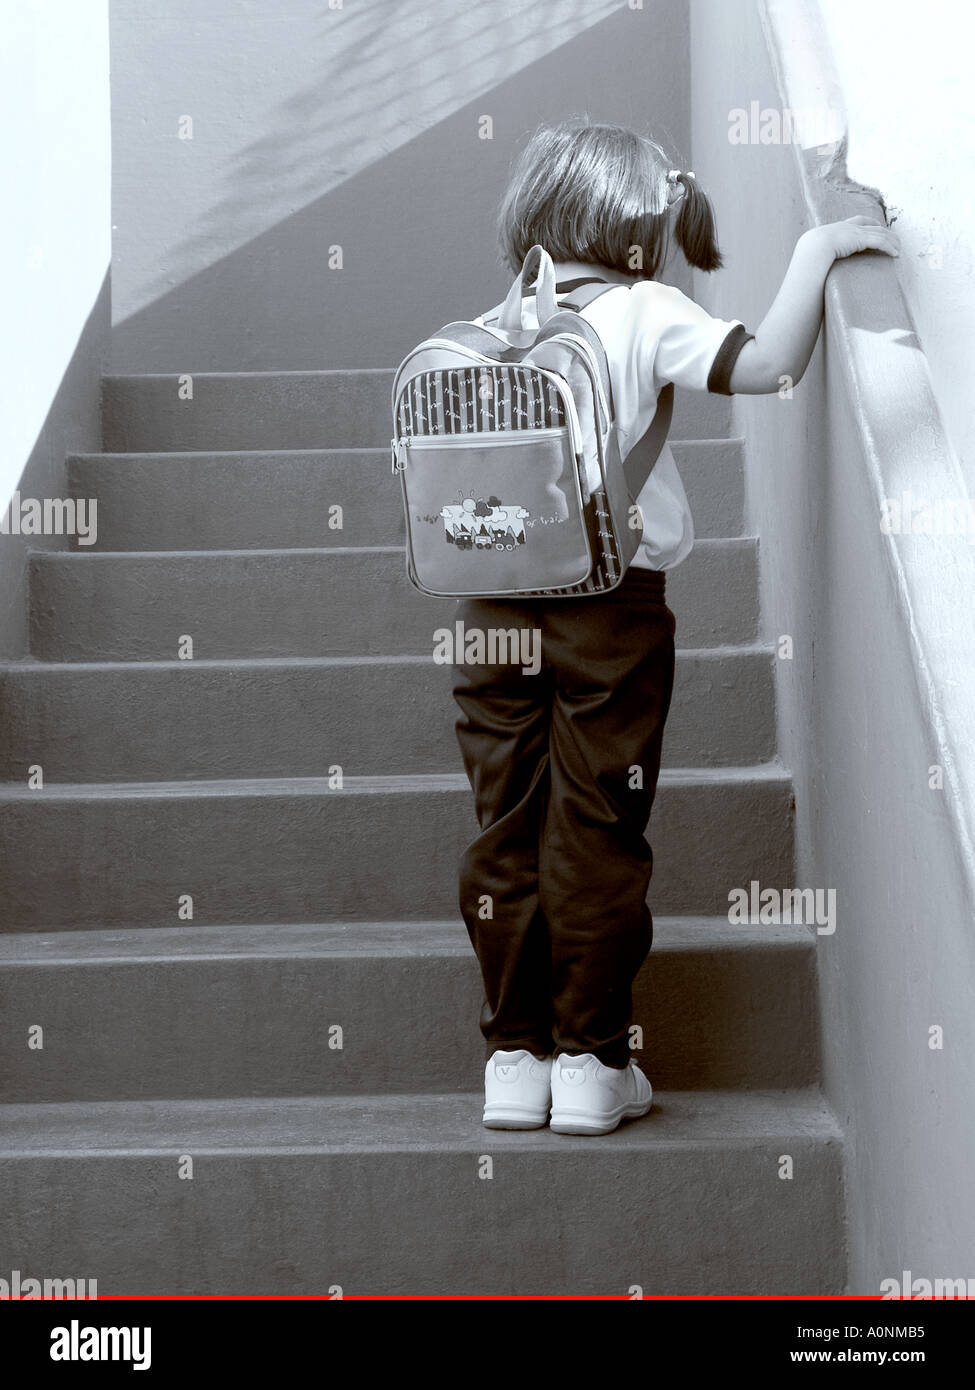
<box><xmin>666</xmin><ymin>168</ymin><xmax>694</xmax><ymax>207</ymax></box>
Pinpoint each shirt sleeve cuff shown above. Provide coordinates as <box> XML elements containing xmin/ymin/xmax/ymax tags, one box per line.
<box><xmin>706</xmin><ymin>323</ymin><xmax>755</xmax><ymax>395</ymax></box>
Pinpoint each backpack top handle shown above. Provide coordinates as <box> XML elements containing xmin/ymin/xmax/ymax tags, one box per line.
<box><xmin>497</xmin><ymin>244</ymin><xmax>559</xmax><ymax>332</ymax></box>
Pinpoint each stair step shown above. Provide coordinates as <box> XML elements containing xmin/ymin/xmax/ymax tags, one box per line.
<box><xmin>28</xmin><ymin>539</ymin><xmax>760</xmax><ymax>660</ymax></box>
<box><xmin>0</xmin><ymin>768</ymin><xmax>794</xmax><ymax>929</ymax></box>
<box><xmin>101</xmin><ymin>369</ymin><xmax>735</xmax><ymax>453</ymax></box>
<box><xmin>67</xmin><ymin>438</ymin><xmax>746</xmax><ymax>549</ymax></box>
<box><xmin>0</xmin><ymin>646</ymin><xmax>777</xmax><ymax>781</ymax></box>
<box><xmin>0</xmin><ymin>918</ymin><xmax>818</xmax><ymax>1101</ymax></box>
<box><xmin>0</xmin><ymin>1088</ymin><xmax>843</xmax><ymax>1294</ymax></box>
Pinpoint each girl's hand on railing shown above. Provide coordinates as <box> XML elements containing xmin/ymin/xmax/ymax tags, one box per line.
<box><xmin>728</xmin><ymin>215</ymin><xmax>902</xmax><ymax>394</ymax></box>
<box><xmin>805</xmin><ymin>215</ymin><xmax>900</xmax><ymax>262</ymax></box>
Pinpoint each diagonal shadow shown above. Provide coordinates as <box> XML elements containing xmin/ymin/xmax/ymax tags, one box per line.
<box><xmin>111</xmin><ymin>0</ymin><xmax>690</xmax><ymax>372</ymax></box>
<box><xmin>119</xmin><ymin>0</ymin><xmax>626</xmax><ymax>316</ymax></box>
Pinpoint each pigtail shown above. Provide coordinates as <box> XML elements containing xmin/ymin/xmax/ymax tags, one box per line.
<box><xmin>672</xmin><ymin>171</ymin><xmax>723</xmax><ymax>272</ymax></box>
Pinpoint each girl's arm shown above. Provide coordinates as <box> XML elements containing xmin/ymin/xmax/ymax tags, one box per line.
<box><xmin>728</xmin><ymin>216</ymin><xmax>900</xmax><ymax>394</ymax></box>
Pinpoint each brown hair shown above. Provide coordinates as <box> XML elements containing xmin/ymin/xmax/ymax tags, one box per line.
<box><xmin>497</xmin><ymin>115</ymin><xmax>723</xmax><ymax>278</ymax></box>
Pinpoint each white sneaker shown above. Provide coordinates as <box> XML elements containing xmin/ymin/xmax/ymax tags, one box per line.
<box><xmin>483</xmin><ymin>1049</ymin><xmax>553</xmax><ymax>1129</ymax></box>
<box><xmin>549</xmin><ymin>1053</ymin><xmax>653</xmax><ymax>1135</ymax></box>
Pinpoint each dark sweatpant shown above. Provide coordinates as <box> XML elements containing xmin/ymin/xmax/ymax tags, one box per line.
<box><xmin>451</xmin><ymin>565</ymin><xmax>676</xmax><ymax>1069</ymax></box>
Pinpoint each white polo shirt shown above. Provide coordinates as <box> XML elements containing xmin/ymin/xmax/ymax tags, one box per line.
<box><xmin>476</xmin><ymin>279</ymin><xmax>751</xmax><ymax>571</ymax></box>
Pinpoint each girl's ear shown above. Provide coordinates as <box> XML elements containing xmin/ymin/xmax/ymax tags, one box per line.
<box><xmin>674</xmin><ymin>174</ymin><xmax>724</xmax><ymax>272</ymax></box>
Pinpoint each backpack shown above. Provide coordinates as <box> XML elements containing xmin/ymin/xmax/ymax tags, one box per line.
<box><xmin>390</xmin><ymin>244</ymin><xmax>673</xmax><ymax>599</ymax></box>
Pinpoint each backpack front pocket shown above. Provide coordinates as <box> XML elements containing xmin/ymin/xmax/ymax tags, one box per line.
<box><xmin>395</xmin><ymin>427</ymin><xmax>593</xmax><ymax>597</ymax></box>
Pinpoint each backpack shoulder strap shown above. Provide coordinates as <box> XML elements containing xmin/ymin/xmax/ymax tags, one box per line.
<box><xmin>479</xmin><ymin>276</ymin><xmax>614</xmax><ymax>325</ymax></box>
<box><xmin>557</xmin><ymin>281</ymin><xmax>675</xmax><ymax>497</ymax></box>
<box><xmin>555</xmin><ymin>279</ymin><xmax>620</xmax><ymax>311</ymax></box>
<box><xmin>621</xmin><ymin>382</ymin><xmax>674</xmax><ymax>498</ymax></box>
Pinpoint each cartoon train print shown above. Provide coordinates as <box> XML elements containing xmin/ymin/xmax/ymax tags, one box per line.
<box><xmin>440</xmin><ymin>495</ymin><xmax>530</xmax><ymax>552</ymax></box>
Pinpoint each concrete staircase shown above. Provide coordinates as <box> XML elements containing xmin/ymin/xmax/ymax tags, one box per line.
<box><xmin>0</xmin><ymin>371</ymin><xmax>845</xmax><ymax>1295</ymax></box>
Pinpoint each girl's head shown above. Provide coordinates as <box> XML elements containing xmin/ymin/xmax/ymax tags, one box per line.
<box><xmin>497</xmin><ymin>115</ymin><xmax>722</xmax><ymax>279</ymax></box>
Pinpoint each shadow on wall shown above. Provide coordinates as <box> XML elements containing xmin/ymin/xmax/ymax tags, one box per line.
<box><xmin>109</xmin><ymin>0</ymin><xmax>690</xmax><ymax>372</ymax></box>
<box><xmin>118</xmin><ymin>0</ymin><xmax>625</xmax><ymax>318</ymax></box>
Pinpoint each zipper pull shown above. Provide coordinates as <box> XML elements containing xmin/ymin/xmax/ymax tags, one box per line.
<box><xmin>391</xmin><ymin>436</ymin><xmax>410</xmax><ymax>474</ymax></box>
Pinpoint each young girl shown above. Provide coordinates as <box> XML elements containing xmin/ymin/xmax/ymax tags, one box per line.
<box><xmin>451</xmin><ymin>116</ymin><xmax>898</xmax><ymax>1136</ymax></box>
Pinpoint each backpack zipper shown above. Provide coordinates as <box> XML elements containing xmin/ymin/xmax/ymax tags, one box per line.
<box><xmin>391</xmin><ymin>424</ymin><xmax>567</xmax><ymax>473</ymax></box>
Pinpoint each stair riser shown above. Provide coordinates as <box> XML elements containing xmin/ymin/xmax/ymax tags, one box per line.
<box><xmin>0</xmin><ymin>780</ymin><xmax>794</xmax><ymax>929</ymax></box>
<box><xmin>0</xmin><ymin>939</ymin><xmax>817</xmax><ymax>1100</ymax></box>
<box><xmin>28</xmin><ymin>542</ymin><xmax>760</xmax><ymax>661</ymax></box>
<box><xmin>0</xmin><ymin>651</ymin><xmax>776</xmax><ymax>781</ymax></box>
<box><xmin>67</xmin><ymin>439</ymin><xmax>745</xmax><ymax>549</ymax></box>
<box><xmin>101</xmin><ymin>372</ymin><xmax>734</xmax><ymax>452</ymax></box>
<box><xmin>0</xmin><ymin>1143</ymin><xmax>843</xmax><ymax>1295</ymax></box>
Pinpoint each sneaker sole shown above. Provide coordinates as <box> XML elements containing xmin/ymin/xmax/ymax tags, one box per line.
<box><xmin>549</xmin><ymin>1097</ymin><xmax>653</xmax><ymax>1136</ymax></box>
<box><xmin>482</xmin><ymin>1105</ymin><xmax>550</xmax><ymax>1130</ymax></box>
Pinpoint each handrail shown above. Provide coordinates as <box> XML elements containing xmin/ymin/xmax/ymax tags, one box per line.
<box><xmin>760</xmin><ymin>0</ymin><xmax>975</xmax><ymax>915</ymax></box>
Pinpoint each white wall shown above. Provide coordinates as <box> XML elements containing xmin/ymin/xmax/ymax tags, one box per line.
<box><xmin>0</xmin><ymin>0</ymin><xmax>112</xmax><ymax>517</ymax></box>
<box><xmin>817</xmin><ymin>0</ymin><xmax>975</xmax><ymax>475</ymax></box>
<box><xmin>691</xmin><ymin>0</ymin><xmax>975</xmax><ymax>1294</ymax></box>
